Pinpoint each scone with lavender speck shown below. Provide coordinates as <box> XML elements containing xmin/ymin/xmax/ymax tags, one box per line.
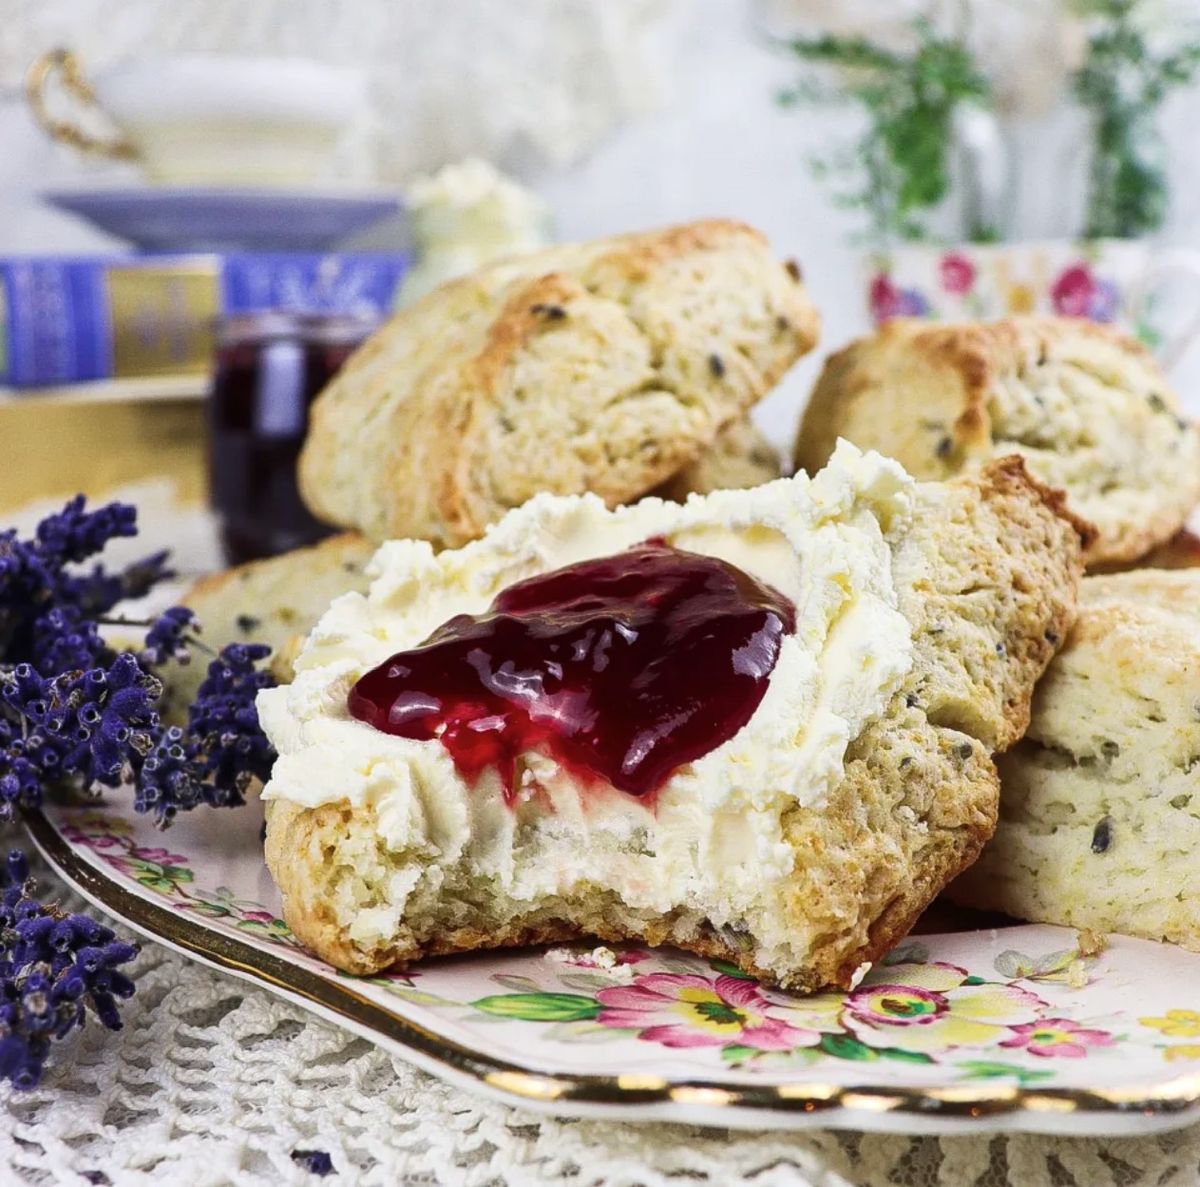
<box><xmin>950</xmin><ymin>569</ymin><xmax>1200</xmax><ymax>951</ymax></box>
<box><xmin>299</xmin><ymin>218</ymin><xmax>818</xmax><ymax>547</ymax></box>
<box><xmin>794</xmin><ymin>316</ymin><xmax>1200</xmax><ymax>567</ymax></box>
<box><xmin>258</xmin><ymin>443</ymin><xmax>1087</xmax><ymax>990</ymax></box>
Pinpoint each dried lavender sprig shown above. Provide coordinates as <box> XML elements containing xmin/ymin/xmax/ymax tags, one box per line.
<box><xmin>0</xmin><ymin>849</ymin><xmax>137</xmax><ymax>1090</ymax></box>
<box><xmin>135</xmin><ymin>644</ymin><xmax>275</xmax><ymax>826</ymax></box>
<box><xmin>0</xmin><ymin>496</ymin><xmax>277</xmax><ymax>828</ymax></box>
<box><xmin>0</xmin><ymin>497</ymin><xmax>171</xmax><ymax>671</ymax></box>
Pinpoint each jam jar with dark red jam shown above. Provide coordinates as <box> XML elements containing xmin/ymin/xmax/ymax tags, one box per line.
<box><xmin>208</xmin><ymin>311</ymin><xmax>378</xmax><ymax>564</ymax></box>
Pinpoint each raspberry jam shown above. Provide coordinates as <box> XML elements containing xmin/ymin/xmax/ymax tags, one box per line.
<box><xmin>347</xmin><ymin>542</ymin><xmax>795</xmax><ymax>801</ymax></box>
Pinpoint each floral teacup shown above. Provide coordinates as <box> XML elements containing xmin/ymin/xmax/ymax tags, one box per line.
<box><xmin>866</xmin><ymin>239</ymin><xmax>1200</xmax><ymax>369</ymax></box>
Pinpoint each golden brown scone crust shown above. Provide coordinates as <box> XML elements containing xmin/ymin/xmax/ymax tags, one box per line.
<box><xmin>161</xmin><ymin>533</ymin><xmax>375</xmax><ymax>716</ymax></box>
<box><xmin>264</xmin><ymin>457</ymin><xmax>1086</xmax><ymax>989</ymax></box>
<box><xmin>299</xmin><ymin>220</ymin><xmax>818</xmax><ymax>546</ymax></box>
<box><xmin>794</xmin><ymin>315</ymin><xmax>1200</xmax><ymax>567</ymax></box>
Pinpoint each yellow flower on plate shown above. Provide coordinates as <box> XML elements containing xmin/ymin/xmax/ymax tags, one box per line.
<box><xmin>1164</xmin><ymin>1045</ymin><xmax>1200</xmax><ymax>1063</ymax></box>
<box><xmin>1141</xmin><ymin>1010</ymin><xmax>1200</xmax><ymax>1038</ymax></box>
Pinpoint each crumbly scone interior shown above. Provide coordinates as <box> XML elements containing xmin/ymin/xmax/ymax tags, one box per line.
<box><xmin>261</xmin><ymin>449</ymin><xmax>1084</xmax><ymax>988</ymax></box>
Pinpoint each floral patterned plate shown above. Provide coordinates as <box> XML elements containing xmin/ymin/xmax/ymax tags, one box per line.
<box><xmin>25</xmin><ymin>793</ymin><xmax>1200</xmax><ymax>1136</ymax></box>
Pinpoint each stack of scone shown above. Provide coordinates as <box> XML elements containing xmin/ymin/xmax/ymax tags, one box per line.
<box><xmin>794</xmin><ymin>314</ymin><xmax>1200</xmax><ymax>952</ymax></box>
<box><xmin>183</xmin><ymin>217</ymin><xmax>1200</xmax><ymax>988</ymax></box>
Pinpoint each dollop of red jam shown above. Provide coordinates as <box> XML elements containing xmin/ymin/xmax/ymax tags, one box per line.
<box><xmin>347</xmin><ymin>542</ymin><xmax>795</xmax><ymax>801</ymax></box>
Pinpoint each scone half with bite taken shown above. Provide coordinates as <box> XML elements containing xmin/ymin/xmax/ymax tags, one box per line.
<box><xmin>950</xmin><ymin>568</ymin><xmax>1200</xmax><ymax>951</ymax></box>
<box><xmin>794</xmin><ymin>315</ymin><xmax>1200</xmax><ymax>568</ymax></box>
<box><xmin>258</xmin><ymin>444</ymin><xmax>1088</xmax><ymax>991</ymax></box>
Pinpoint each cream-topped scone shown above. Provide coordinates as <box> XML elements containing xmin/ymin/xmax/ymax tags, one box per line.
<box><xmin>259</xmin><ymin>443</ymin><xmax>1087</xmax><ymax>989</ymax></box>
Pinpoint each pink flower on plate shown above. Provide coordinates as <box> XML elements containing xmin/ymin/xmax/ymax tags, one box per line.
<box><xmin>843</xmin><ymin>962</ymin><xmax>1046</xmax><ymax>1053</ymax></box>
<box><xmin>1000</xmin><ymin>1018</ymin><xmax>1116</xmax><ymax>1059</ymax></box>
<box><xmin>939</xmin><ymin>252</ymin><xmax>976</xmax><ymax>295</ymax></box>
<box><xmin>241</xmin><ymin>909</ymin><xmax>278</xmax><ymax>924</ymax></box>
<box><xmin>596</xmin><ymin>973</ymin><xmax>822</xmax><ymax>1051</ymax></box>
<box><xmin>1051</xmin><ymin>264</ymin><xmax>1096</xmax><ymax>317</ymax></box>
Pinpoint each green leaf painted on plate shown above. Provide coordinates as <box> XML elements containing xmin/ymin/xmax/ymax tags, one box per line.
<box><xmin>993</xmin><ymin>950</ymin><xmax>1036</xmax><ymax>979</ymax></box>
<box><xmin>471</xmin><ymin>993</ymin><xmax>602</xmax><ymax>1023</ymax></box>
<box><xmin>380</xmin><ymin>985</ymin><xmax>457</xmax><ymax>1009</ymax></box>
<box><xmin>709</xmin><ymin>960</ymin><xmax>756</xmax><ymax>980</ymax></box>
<box><xmin>819</xmin><ymin>1033</ymin><xmax>879</xmax><ymax>1062</ymax></box>
<box><xmin>543</xmin><ymin>1021</ymin><xmax>629</xmax><ymax>1043</ymax></box>
<box><xmin>877</xmin><ymin>1046</ymin><xmax>935</xmax><ymax>1064</ymax></box>
<box><xmin>557</xmin><ymin>973</ymin><xmax>622</xmax><ymax>992</ymax></box>
<box><xmin>957</xmin><ymin>1060</ymin><xmax>1055</xmax><ymax>1085</ymax></box>
<box><xmin>883</xmin><ymin>942</ymin><xmax>929</xmax><ymax>966</ymax></box>
<box><xmin>720</xmin><ymin>1044</ymin><xmax>760</xmax><ymax>1065</ymax></box>
<box><xmin>490</xmin><ymin>973</ymin><xmax>544</xmax><ymax>993</ymax></box>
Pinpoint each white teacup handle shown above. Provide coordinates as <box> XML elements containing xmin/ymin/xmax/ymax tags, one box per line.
<box><xmin>1136</xmin><ymin>247</ymin><xmax>1200</xmax><ymax>371</ymax></box>
<box><xmin>25</xmin><ymin>48</ymin><xmax>137</xmax><ymax>160</ymax></box>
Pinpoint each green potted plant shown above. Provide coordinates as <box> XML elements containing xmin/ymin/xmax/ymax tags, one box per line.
<box><xmin>778</xmin><ymin>3</ymin><xmax>1200</xmax><ymax>365</ymax></box>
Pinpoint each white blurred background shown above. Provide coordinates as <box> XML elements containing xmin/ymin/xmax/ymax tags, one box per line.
<box><xmin>1</xmin><ymin>0</ymin><xmax>1199</xmax><ymax>438</ymax></box>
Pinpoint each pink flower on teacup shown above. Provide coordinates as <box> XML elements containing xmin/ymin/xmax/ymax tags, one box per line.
<box><xmin>939</xmin><ymin>252</ymin><xmax>976</xmax><ymax>295</ymax></box>
<box><xmin>1051</xmin><ymin>264</ymin><xmax>1096</xmax><ymax>317</ymax></box>
<box><xmin>869</xmin><ymin>273</ymin><xmax>900</xmax><ymax>321</ymax></box>
<box><xmin>870</xmin><ymin>274</ymin><xmax>930</xmax><ymax>324</ymax></box>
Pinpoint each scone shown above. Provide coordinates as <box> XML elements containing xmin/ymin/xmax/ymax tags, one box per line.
<box><xmin>162</xmin><ymin>533</ymin><xmax>375</xmax><ymax>715</ymax></box>
<box><xmin>258</xmin><ymin>443</ymin><xmax>1087</xmax><ymax>989</ymax></box>
<box><xmin>950</xmin><ymin>570</ymin><xmax>1200</xmax><ymax>950</ymax></box>
<box><xmin>653</xmin><ymin>417</ymin><xmax>782</xmax><ymax>500</ymax></box>
<box><xmin>299</xmin><ymin>219</ymin><xmax>819</xmax><ymax>546</ymax></box>
<box><xmin>794</xmin><ymin>316</ymin><xmax>1200</xmax><ymax>567</ymax></box>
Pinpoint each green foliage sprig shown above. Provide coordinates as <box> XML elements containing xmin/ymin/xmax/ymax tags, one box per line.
<box><xmin>1073</xmin><ymin>0</ymin><xmax>1200</xmax><ymax>239</ymax></box>
<box><xmin>779</xmin><ymin>18</ymin><xmax>989</xmax><ymax>246</ymax></box>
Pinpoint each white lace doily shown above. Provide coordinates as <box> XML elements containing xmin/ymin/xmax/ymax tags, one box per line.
<box><xmin>1</xmin><ymin>839</ymin><xmax>1199</xmax><ymax>1186</ymax></box>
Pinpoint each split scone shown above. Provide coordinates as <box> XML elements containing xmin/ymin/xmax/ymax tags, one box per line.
<box><xmin>950</xmin><ymin>570</ymin><xmax>1200</xmax><ymax>950</ymax></box>
<box><xmin>299</xmin><ymin>219</ymin><xmax>819</xmax><ymax>547</ymax></box>
<box><xmin>794</xmin><ymin>316</ymin><xmax>1200</xmax><ymax>567</ymax></box>
<box><xmin>258</xmin><ymin>443</ymin><xmax>1086</xmax><ymax>989</ymax></box>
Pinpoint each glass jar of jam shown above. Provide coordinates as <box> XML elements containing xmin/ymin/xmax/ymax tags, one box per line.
<box><xmin>207</xmin><ymin>311</ymin><xmax>378</xmax><ymax>565</ymax></box>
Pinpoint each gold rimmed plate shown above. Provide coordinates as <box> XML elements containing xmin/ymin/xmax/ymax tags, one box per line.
<box><xmin>25</xmin><ymin>793</ymin><xmax>1200</xmax><ymax>1135</ymax></box>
